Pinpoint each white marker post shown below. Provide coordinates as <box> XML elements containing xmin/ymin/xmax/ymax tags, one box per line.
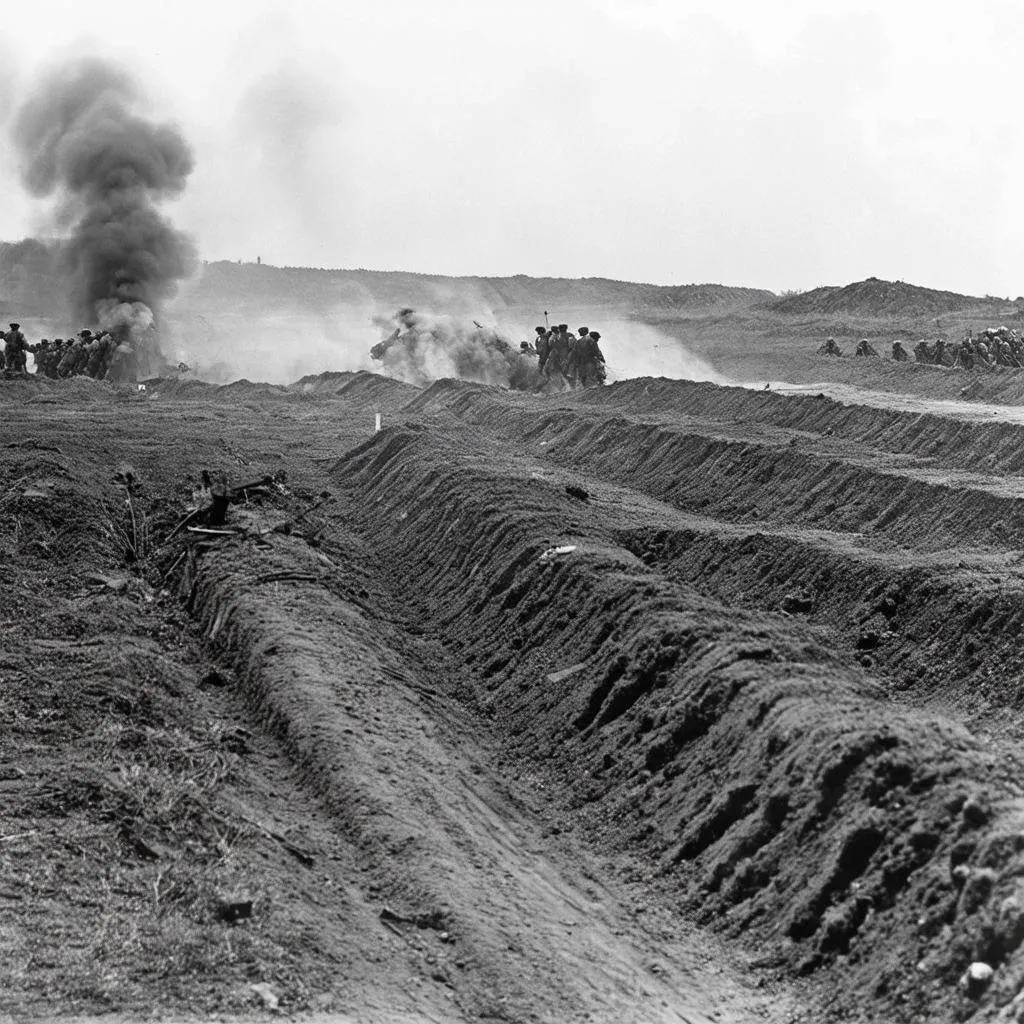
<box><xmin>375</xmin><ymin>412</ymin><xmax>382</xmax><ymax>433</ymax></box>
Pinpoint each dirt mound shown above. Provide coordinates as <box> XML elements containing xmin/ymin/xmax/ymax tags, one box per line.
<box><xmin>330</xmin><ymin>421</ymin><xmax>1024</xmax><ymax>1023</ymax></box>
<box><xmin>289</xmin><ymin>369</ymin><xmax>359</xmax><ymax>392</ymax></box>
<box><xmin>334</xmin><ymin>369</ymin><xmax>423</xmax><ymax>406</ymax></box>
<box><xmin>773</xmin><ymin>277</ymin><xmax>1002</xmax><ymax>318</ymax></box>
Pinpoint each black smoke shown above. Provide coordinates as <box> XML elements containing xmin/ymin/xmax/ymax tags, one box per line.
<box><xmin>10</xmin><ymin>58</ymin><xmax>197</xmax><ymax>369</ymax></box>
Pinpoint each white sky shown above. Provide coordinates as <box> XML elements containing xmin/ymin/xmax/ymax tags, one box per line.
<box><xmin>0</xmin><ymin>0</ymin><xmax>1021</xmax><ymax>296</ymax></box>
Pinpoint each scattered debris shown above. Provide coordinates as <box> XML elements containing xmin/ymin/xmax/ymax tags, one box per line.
<box><xmin>546</xmin><ymin>663</ymin><xmax>588</xmax><ymax>685</ymax></box>
<box><xmin>250</xmin><ymin>982</ymin><xmax>280</xmax><ymax>1010</ymax></box>
<box><xmin>959</xmin><ymin>961</ymin><xmax>994</xmax><ymax>998</ymax></box>
<box><xmin>539</xmin><ymin>545</ymin><xmax>578</xmax><ymax>562</ymax></box>
<box><xmin>781</xmin><ymin>589</ymin><xmax>815</xmax><ymax>614</ymax></box>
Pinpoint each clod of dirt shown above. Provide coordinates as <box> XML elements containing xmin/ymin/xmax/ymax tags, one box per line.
<box><xmin>959</xmin><ymin>961</ymin><xmax>994</xmax><ymax>998</ymax></box>
<box><xmin>216</xmin><ymin>898</ymin><xmax>254</xmax><ymax>923</ymax></box>
<box><xmin>781</xmin><ymin>589</ymin><xmax>815</xmax><ymax>614</ymax></box>
<box><xmin>857</xmin><ymin>630</ymin><xmax>881</xmax><ymax>651</ymax></box>
<box><xmin>250</xmin><ymin>982</ymin><xmax>279</xmax><ymax>1009</ymax></box>
<box><xmin>962</xmin><ymin>795</ymin><xmax>991</xmax><ymax>828</ymax></box>
<box><xmin>566</xmin><ymin>485</ymin><xmax>590</xmax><ymax>501</ymax></box>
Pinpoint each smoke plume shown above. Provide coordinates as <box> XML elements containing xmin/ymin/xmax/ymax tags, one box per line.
<box><xmin>10</xmin><ymin>58</ymin><xmax>197</xmax><ymax>371</ymax></box>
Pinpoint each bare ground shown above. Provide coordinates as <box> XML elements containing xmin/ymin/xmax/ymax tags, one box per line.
<box><xmin>6</xmin><ymin>365</ymin><xmax>1024</xmax><ymax>1022</ymax></box>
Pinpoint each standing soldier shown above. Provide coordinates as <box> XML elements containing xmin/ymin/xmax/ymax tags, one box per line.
<box><xmin>545</xmin><ymin>324</ymin><xmax>574</xmax><ymax>389</ymax></box>
<box><xmin>4</xmin><ymin>323</ymin><xmax>28</xmax><ymax>373</ymax></box>
<box><xmin>534</xmin><ymin>326</ymin><xmax>550</xmax><ymax>370</ymax></box>
<box><xmin>577</xmin><ymin>330</ymin><xmax>607</xmax><ymax>386</ymax></box>
<box><xmin>32</xmin><ymin>339</ymin><xmax>51</xmax><ymax>375</ymax></box>
<box><xmin>567</xmin><ymin>326</ymin><xmax>591</xmax><ymax>385</ymax></box>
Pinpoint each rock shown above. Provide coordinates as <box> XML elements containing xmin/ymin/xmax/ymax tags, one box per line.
<box><xmin>781</xmin><ymin>589</ymin><xmax>814</xmax><ymax>614</ymax></box>
<box><xmin>856</xmin><ymin>630</ymin><xmax>881</xmax><ymax>651</ymax></box>
<box><xmin>216</xmin><ymin>898</ymin><xmax>254</xmax><ymax>923</ymax></box>
<box><xmin>250</xmin><ymin>982</ymin><xmax>280</xmax><ymax>1009</ymax></box>
<box><xmin>959</xmin><ymin>961</ymin><xmax>994</xmax><ymax>998</ymax></box>
<box><xmin>962</xmin><ymin>795</ymin><xmax>990</xmax><ymax>828</ymax></box>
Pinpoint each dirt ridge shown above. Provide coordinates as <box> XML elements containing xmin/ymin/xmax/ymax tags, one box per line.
<box><xmin>331</xmin><ymin>420</ymin><xmax>1024</xmax><ymax>1022</ymax></box>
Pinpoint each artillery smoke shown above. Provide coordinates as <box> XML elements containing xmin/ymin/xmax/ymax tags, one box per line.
<box><xmin>371</xmin><ymin>308</ymin><xmax>535</xmax><ymax>389</ymax></box>
<box><xmin>10</xmin><ymin>58</ymin><xmax>197</xmax><ymax>370</ymax></box>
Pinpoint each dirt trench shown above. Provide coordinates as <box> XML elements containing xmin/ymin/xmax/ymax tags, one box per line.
<box><xmin>174</xmin><ymin>484</ymin><xmax>794</xmax><ymax>1023</ymax></box>
<box><xmin>1</xmin><ymin>373</ymin><xmax>800</xmax><ymax>1023</ymax></box>
<box><xmin>327</xmin><ymin>381</ymin><xmax>1024</xmax><ymax>1023</ymax></box>
<box><xmin>10</xmin><ymin>370</ymin><xmax>1024</xmax><ymax>1022</ymax></box>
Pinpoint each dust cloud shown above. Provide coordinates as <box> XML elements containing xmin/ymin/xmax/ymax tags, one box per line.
<box><xmin>598</xmin><ymin>320</ymin><xmax>725</xmax><ymax>384</ymax></box>
<box><xmin>160</xmin><ymin>298</ymin><xmax>722</xmax><ymax>389</ymax></box>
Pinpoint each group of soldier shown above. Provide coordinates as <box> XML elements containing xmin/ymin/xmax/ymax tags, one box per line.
<box><xmin>820</xmin><ymin>326</ymin><xmax>1024</xmax><ymax>370</ymax></box>
<box><xmin>2</xmin><ymin>322</ymin><xmax>134</xmax><ymax>381</ymax></box>
<box><xmin>521</xmin><ymin>324</ymin><xmax>607</xmax><ymax>388</ymax></box>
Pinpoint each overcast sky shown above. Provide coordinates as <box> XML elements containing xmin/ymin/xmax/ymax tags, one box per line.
<box><xmin>0</xmin><ymin>0</ymin><xmax>1020</xmax><ymax>296</ymax></box>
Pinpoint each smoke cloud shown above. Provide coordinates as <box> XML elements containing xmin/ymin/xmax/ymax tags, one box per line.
<box><xmin>370</xmin><ymin>308</ymin><xmax>539</xmax><ymax>389</ymax></box>
<box><xmin>10</xmin><ymin>57</ymin><xmax>197</xmax><ymax>371</ymax></box>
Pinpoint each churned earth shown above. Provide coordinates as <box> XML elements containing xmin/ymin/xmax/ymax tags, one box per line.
<box><xmin>5</xmin><ymin>365</ymin><xmax>1024</xmax><ymax>1023</ymax></box>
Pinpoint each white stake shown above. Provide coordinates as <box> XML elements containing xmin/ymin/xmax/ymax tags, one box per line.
<box><xmin>375</xmin><ymin>412</ymin><xmax>382</xmax><ymax>432</ymax></box>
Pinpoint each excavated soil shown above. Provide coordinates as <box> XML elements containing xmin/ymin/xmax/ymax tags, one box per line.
<box><xmin>7</xmin><ymin>368</ymin><xmax>1024</xmax><ymax>1022</ymax></box>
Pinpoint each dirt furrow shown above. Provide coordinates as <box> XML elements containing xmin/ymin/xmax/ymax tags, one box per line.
<box><xmin>404</xmin><ymin>381</ymin><xmax>1024</xmax><ymax>553</ymax></box>
<box><xmin>578</xmin><ymin>377</ymin><xmax>1024</xmax><ymax>476</ymax></box>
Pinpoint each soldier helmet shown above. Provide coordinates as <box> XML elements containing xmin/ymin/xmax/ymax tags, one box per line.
<box><xmin>590</xmin><ymin>331</ymin><xmax>601</xmax><ymax>340</ymax></box>
<box><xmin>578</xmin><ymin>327</ymin><xmax>589</xmax><ymax>334</ymax></box>
<box><xmin>79</xmin><ymin>329</ymin><xmax>92</xmax><ymax>338</ymax></box>
<box><xmin>9</xmin><ymin>322</ymin><xmax>19</xmax><ymax>329</ymax></box>
<box><xmin>535</xmin><ymin>326</ymin><xmax>546</xmax><ymax>334</ymax></box>
<box><xmin>558</xmin><ymin>324</ymin><xmax>568</xmax><ymax>331</ymax></box>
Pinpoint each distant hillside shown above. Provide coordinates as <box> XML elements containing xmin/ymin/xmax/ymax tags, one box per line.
<box><xmin>181</xmin><ymin>262</ymin><xmax>774</xmax><ymax>318</ymax></box>
<box><xmin>771</xmin><ymin>277</ymin><xmax>1015</xmax><ymax>317</ymax></box>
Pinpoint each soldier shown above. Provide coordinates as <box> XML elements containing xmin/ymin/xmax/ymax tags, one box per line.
<box><xmin>32</xmin><ymin>339</ymin><xmax>51</xmax><ymax>375</ymax></box>
<box><xmin>958</xmin><ymin>337</ymin><xmax>975</xmax><ymax>370</ymax></box>
<box><xmin>544</xmin><ymin>324</ymin><xmax>574</xmax><ymax>387</ymax></box>
<box><xmin>534</xmin><ymin>326</ymin><xmax>550</xmax><ymax>369</ymax></box>
<box><xmin>71</xmin><ymin>330</ymin><xmax>93</xmax><ymax>375</ymax></box>
<box><xmin>48</xmin><ymin>339</ymin><xmax>65</xmax><ymax>378</ymax></box>
<box><xmin>855</xmin><ymin>338</ymin><xmax>879</xmax><ymax>357</ymax></box>
<box><xmin>577</xmin><ymin>330</ymin><xmax>607</xmax><ymax>387</ymax></box>
<box><xmin>4</xmin><ymin>322</ymin><xmax>29</xmax><ymax>373</ymax></box>
<box><xmin>892</xmin><ymin>340</ymin><xmax>909</xmax><ymax>362</ymax></box>
<box><xmin>565</xmin><ymin>327</ymin><xmax>591</xmax><ymax>385</ymax></box>
<box><xmin>816</xmin><ymin>337</ymin><xmax>843</xmax><ymax>356</ymax></box>
<box><xmin>57</xmin><ymin>336</ymin><xmax>81</xmax><ymax>377</ymax></box>
<box><xmin>86</xmin><ymin>332</ymin><xmax>110</xmax><ymax>378</ymax></box>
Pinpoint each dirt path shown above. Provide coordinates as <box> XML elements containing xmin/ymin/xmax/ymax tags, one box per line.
<box><xmin>749</xmin><ymin>378</ymin><xmax>1024</xmax><ymax>424</ymax></box>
